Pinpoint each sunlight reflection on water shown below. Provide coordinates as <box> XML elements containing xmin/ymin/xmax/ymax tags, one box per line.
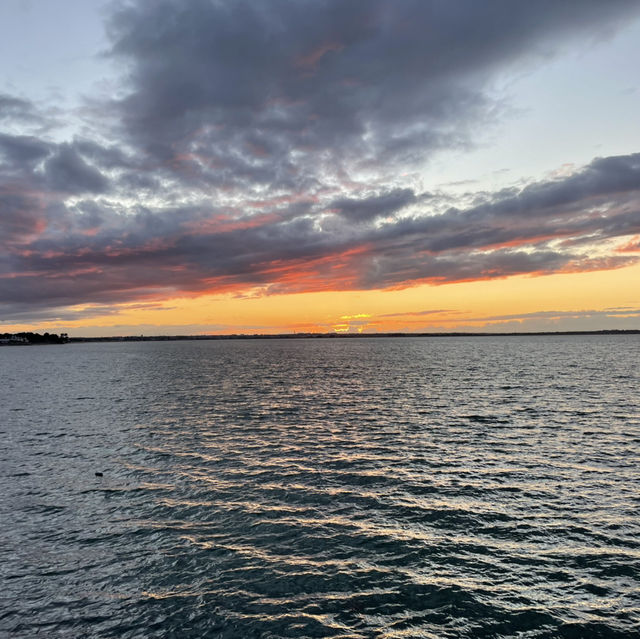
<box><xmin>2</xmin><ymin>336</ymin><xmax>640</xmax><ymax>637</ymax></box>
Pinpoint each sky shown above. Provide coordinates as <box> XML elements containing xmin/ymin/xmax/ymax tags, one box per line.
<box><xmin>1</xmin><ymin>0</ymin><xmax>640</xmax><ymax>336</ymax></box>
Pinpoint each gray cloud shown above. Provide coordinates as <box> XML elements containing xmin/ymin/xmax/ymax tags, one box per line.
<box><xmin>105</xmin><ymin>0</ymin><xmax>639</xmax><ymax>192</ymax></box>
<box><xmin>0</xmin><ymin>93</ymin><xmax>43</xmax><ymax>125</ymax></box>
<box><xmin>43</xmin><ymin>143</ymin><xmax>111</xmax><ymax>194</ymax></box>
<box><xmin>330</xmin><ymin>188</ymin><xmax>417</xmax><ymax>222</ymax></box>
<box><xmin>2</xmin><ymin>150</ymin><xmax>640</xmax><ymax>320</ymax></box>
<box><xmin>0</xmin><ymin>133</ymin><xmax>51</xmax><ymax>171</ymax></box>
<box><xmin>0</xmin><ymin>190</ymin><xmax>46</xmax><ymax>244</ymax></box>
<box><xmin>0</xmin><ymin>134</ymin><xmax>119</xmax><ymax>197</ymax></box>
<box><xmin>364</xmin><ymin>152</ymin><xmax>640</xmax><ymax>256</ymax></box>
<box><xmin>3</xmin><ymin>1</ymin><xmax>640</xmax><ymax>323</ymax></box>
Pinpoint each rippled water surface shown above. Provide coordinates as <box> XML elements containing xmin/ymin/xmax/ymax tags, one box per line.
<box><xmin>2</xmin><ymin>336</ymin><xmax>640</xmax><ymax>638</ymax></box>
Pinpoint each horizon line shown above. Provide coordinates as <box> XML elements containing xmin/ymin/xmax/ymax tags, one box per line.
<box><xmin>67</xmin><ymin>329</ymin><xmax>640</xmax><ymax>342</ymax></box>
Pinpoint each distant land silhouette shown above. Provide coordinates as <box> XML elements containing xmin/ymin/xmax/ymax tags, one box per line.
<box><xmin>68</xmin><ymin>330</ymin><xmax>640</xmax><ymax>342</ymax></box>
<box><xmin>0</xmin><ymin>332</ymin><xmax>68</xmax><ymax>345</ymax></box>
<box><xmin>3</xmin><ymin>330</ymin><xmax>638</xmax><ymax>345</ymax></box>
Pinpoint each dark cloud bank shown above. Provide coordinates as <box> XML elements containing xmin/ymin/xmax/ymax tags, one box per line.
<box><xmin>2</xmin><ymin>0</ymin><xmax>640</xmax><ymax>321</ymax></box>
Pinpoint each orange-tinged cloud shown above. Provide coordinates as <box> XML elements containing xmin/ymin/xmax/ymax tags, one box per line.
<box><xmin>184</xmin><ymin>212</ymin><xmax>283</xmax><ymax>234</ymax></box>
<box><xmin>616</xmin><ymin>235</ymin><xmax>640</xmax><ymax>252</ymax></box>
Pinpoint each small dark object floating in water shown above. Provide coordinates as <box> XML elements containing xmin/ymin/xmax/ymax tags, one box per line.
<box><xmin>95</xmin><ymin>472</ymin><xmax>103</xmax><ymax>477</ymax></box>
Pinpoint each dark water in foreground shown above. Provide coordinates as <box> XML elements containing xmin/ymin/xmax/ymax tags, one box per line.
<box><xmin>2</xmin><ymin>336</ymin><xmax>640</xmax><ymax>638</ymax></box>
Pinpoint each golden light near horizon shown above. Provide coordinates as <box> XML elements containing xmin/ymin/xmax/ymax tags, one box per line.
<box><xmin>4</xmin><ymin>260</ymin><xmax>639</xmax><ymax>337</ymax></box>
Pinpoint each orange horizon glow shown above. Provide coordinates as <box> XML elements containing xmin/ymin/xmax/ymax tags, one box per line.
<box><xmin>3</xmin><ymin>260</ymin><xmax>639</xmax><ymax>337</ymax></box>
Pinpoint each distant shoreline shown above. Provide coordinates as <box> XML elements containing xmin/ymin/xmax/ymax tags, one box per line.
<box><xmin>68</xmin><ymin>329</ymin><xmax>640</xmax><ymax>342</ymax></box>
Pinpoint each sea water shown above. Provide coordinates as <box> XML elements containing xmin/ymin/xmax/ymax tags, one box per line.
<box><xmin>2</xmin><ymin>336</ymin><xmax>639</xmax><ymax>638</ymax></box>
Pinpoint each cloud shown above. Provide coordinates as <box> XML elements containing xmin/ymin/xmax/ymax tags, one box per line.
<box><xmin>0</xmin><ymin>94</ymin><xmax>43</xmax><ymax>125</ymax></box>
<box><xmin>0</xmin><ymin>188</ymin><xmax>47</xmax><ymax>243</ymax></box>
<box><xmin>0</xmin><ymin>134</ymin><xmax>115</xmax><ymax>196</ymax></box>
<box><xmin>105</xmin><ymin>0</ymin><xmax>639</xmax><ymax>191</ymax></box>
<box><xmin>439</xmin><ymin>307</ymin><xmax>640</xmax><ymax>333</ymax></box>
<box><xmin>43</xmin><ymin>143</ymin><xmax>111</xmax><ymax>194</ymax></box>
<box><xmin>3</xmin><ymin>1</ymin><xmax>640</xmax><ymax>323</ymax></box>
<box><xmin>473</xmin><ymin>307</ymin><xmax>640</xmax><ymax>322</ymax></box>
<box><xmin>616</xmin><ymin>235</ymin><xmax>640</xmax><ymax>252</ymax></box>
<box><xmin>330</xmin><ymin>188</ymin><xmax>417</xmax><ymax>222</ymax></box>
<box><xmin>380</xmin><ymin>309</ymin><xmax>460</xmax><ymax>318</ymax></box>
<box><xmin>371</xmin><ymin>307</ymin><xmax>640</xmax><ymax>333</ymax></box>
<box><xmin>2</xmin><ymin>150</ymin><xmax>640</xmax><ymax>321</ymax></box>
<box><xmin>0</xmin><ymin>133</ymin><xmax>51</xmax><ymax>171</ymax></box>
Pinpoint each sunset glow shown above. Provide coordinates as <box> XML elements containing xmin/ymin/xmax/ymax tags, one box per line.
<box><xmin>2</xmin><ymin>1</ymin><xmax>640</xmax><ymax>336</ymax></box>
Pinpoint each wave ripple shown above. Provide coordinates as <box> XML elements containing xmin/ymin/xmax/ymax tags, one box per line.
<box><xmin>2</xmin><ymin>336</ymin><xmax>640</xmax><ymax>637</ymax></box>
